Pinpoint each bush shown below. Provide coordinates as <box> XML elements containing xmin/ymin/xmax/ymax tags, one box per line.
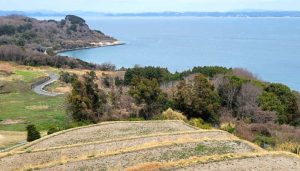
<box><xmin>26</xmin><ymin>124</ymin><xmax>41</xmax><ymax>142</ymax></box>
<box><xmin>162</xmin><ymin>108</ymin><xmax>187</xmax><ymax>121</ymax></box>
<box><xmin>254</xmin><ymin>134</ymin><xmax>276</xmax><ymax>148</ymax></box>
<box><xmin>189</xmin><ymin>118</ymin><xmax>212</xmax><ymax>129</ymax></box>
<box><xmin>220</xmin><ymin>122</ymin><xmax>236</xmax><ymax>133</ymax></box>
<box><xmin>59</xmin><ymin>71</ymin><xmax>76</xmax><ymax>83</ymax></box>
<box><xmin>47</xmin><ymin>127</ymin><xmax>60</xmax><ymax>135</ymax></box>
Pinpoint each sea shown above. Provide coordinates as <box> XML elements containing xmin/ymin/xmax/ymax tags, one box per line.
<box><xmin>57</xmin><ymin>17</ymin><xmax>300</xmax><ymax>91</ymax></box>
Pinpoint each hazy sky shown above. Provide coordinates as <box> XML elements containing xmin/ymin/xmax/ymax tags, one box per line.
<box><xmin>1</xmin><ymin>0</ymin><xmax>300</xmax><ymax>12</ymax></box>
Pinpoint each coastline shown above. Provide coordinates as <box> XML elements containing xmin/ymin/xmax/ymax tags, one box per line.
<box><xmin>55</xmin><ymin>41</ymin><xmax>125</xmax><ymax>54</ymax></box>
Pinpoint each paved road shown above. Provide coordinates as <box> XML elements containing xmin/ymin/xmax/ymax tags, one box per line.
<box><xmin>32</xmin><ymin>72</ymin><xmax>63</xmax><ymax>96</ymax></box>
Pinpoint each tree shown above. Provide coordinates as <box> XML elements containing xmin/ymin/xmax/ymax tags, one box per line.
<box><xmin>236</xmin><ymin>83</ymin><xmax>262</xmax><ymax>119</ymax></box>
<box><xmin>124</xmin><ymin>66</ymin><xmax>172</xmax><ymax>85</ymax></box>
<box><xmin>26</xmin><ymin>124</ymin><xmax>41</xmax><ymax>142</ymax></box>
<box><xmin>216</xmin><ymin>76</ymin><xmax>244</xmax><ymax>109</ymax></box>
<box><xmin>129</xmin><ymin>77</ymin><xmax>167</xmax><ymax>119</ymax></box>
<box><xmin>258</xmin><ymin>83</ymin><xmax>299</xmax><ymax>124</ymax></box>
<box><xmin>174</xmin><ymin>74</ymin><xmax>220</xmax><ymax>123</ymax></box>
<box><xmin>67</xmin><ymin>71</ymin><xmax>107</xmax><ymax>123</ymax></box>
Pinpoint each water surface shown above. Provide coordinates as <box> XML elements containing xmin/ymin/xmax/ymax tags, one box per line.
<box><xmin>59</xmin><ymin>17</ymin><xmax>300</xmax><ymax>91</ymax></box>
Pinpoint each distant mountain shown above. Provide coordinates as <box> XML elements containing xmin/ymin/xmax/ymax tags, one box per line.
<box><xmin>105</xmin><ymin>11</ymin><xmax>300</xmax><ymax>17</ymax></box>
<box><xmin>1</xmin><ymin>10</ymin><xmax>300</xmax><ymax>18</ymax></box>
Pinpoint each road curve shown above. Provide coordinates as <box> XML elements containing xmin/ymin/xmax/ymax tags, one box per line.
<box><xmin>32</xmin><ymin>72</ymin><xmax>63</xmax><ymax>96</ymax></box>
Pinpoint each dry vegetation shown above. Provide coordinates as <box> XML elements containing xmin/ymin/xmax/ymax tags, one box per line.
<box><xmin>0</xmin><ymin>120</ymin><xmax>299</xmax><ymax>171</ymax></box>
<box><xmin>0</xmin><ymin>131</ymin><xmax>26</xmax><ymax>149</ymax></box>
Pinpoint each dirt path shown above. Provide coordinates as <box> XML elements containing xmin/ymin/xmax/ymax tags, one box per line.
<box><xmin>32</xmin><ymin>72</ymin><xmax>63</xmax><ymax>96</ymax></box>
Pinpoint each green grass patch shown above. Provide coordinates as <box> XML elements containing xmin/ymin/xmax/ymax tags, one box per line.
<box><xmin>0</xmin><ymin>68</ymin><xmax>66</xmax><ymax>132</ymax></box>
<box><xmin>0</xmin><ymin>91</ymin><xmax>66</xmax><ymax>131</ymax></box>
<box><xmin>14</xmin><ymin>70</ymin><xmax>45</xmax><ymax>83</ymax></box>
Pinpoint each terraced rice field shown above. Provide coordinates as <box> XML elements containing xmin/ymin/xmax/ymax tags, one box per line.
<box><xmin>1</xmin><ymin>120</ymin><xmax>300</xmax><ymax>171</ymax></box>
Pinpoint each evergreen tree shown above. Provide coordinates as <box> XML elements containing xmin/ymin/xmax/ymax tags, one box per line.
<box><xmin>174</xmin><ymin>74</ymin><xmax>220</xmax><ymax>123</ymax></box>
<box><xmin>129</xmin><ymin>77</ymin><xmax>167</xmax><ymax>119</ymax></box>
<box><xmin>67</xmin><ymin>71</ymin><xmax>107</xmax><ymax>123</ymax></box>
<box><xmin>26</xmin><ymin>124</ymin><xmax>41</xmax><ymax>142</ymax></box>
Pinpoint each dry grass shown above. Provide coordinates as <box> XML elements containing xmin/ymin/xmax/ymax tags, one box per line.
<box><xmin>0</xmin><ymin>131</ymin><xmax>26</xmax><ymax>149</ymax></box>
<box><xmin>13</xmin><ymin>120</ymin><xmax>197</xmax><ymax>151</ymax></box>
<box><xmin>0</xmin><ymin>63</ymin><xmax>13</xmax><ymax>74</ymax></box>
<box><xmin>0</xmin><ymin>130</ymin><xmax>232</xmax><ymax>160</ymax></box>
<box><xmin>125</xmin><ymin>151</ymin><xmax>300</xmax><ymax>171</ymax></box>
<box><xmin>276</xmin><ymin>142</ymin><xmax>300</xmax><ymax>155</ymax></box>
<box><xmin>25</xmin><ymin>105</ymin><xmax>49</xmax><ymax>111</ymax></box>
<box><xmin>18</xmin><ymin>137</ymin><xmax>248</xmax><ymax>171</ymax></box>
<box><xmin>0</xmin><ymin>119</ymin><xmax>24</xmax><ymax>125</ymax></box>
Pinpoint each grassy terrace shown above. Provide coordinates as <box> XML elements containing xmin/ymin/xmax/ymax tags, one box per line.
<box><xmin>0</xmin><ymin>120</ymin><xmax>299</xmax><ymax>170</ymax></box>
<box><xmin>0</xmin><ymin>63</ymin><xmax>66</xmax><ymax>132</ymax></box>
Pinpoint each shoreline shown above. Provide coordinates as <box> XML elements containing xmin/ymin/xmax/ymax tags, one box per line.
<box><xmin>55</xmin><ymin>41</ymin><xmax>125</xmax><ymax>54</ymax></box>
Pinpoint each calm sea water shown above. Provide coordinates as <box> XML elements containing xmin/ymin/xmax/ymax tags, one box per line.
<box><xmin>59</xmin><ymin>17</ymin><xmax>300</xmax><ymax>91</ymax></box>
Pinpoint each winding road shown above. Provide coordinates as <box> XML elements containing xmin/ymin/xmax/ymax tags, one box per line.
<box><xmin>32</xmin><ymin>72</ymin><xmax>63</xmax><ymax>96</ymax></box>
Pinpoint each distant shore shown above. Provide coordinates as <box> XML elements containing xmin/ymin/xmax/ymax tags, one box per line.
<box><xmin>56</xmin><ymin>41</ymin><xmax>125</xmax><ymax>54</ymax></box>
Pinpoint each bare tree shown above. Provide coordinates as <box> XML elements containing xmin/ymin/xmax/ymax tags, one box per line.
<box><xmin>232</xmin><ymin>68</ymin><xmax>258</xmax><ymax>80</ymax></box>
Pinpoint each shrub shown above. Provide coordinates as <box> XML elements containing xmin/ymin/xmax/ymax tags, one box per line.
<box><xmin>254</xmin><ymin>134</ymin><xmax>276</xmax><ymax>148</ymax></box>
<box><xmin>189</xmin><ymin>118</ymin><xmax>212</xmax><ymax>129</ymax></box>
<box><xmin>59</xmin><ymin>71</ymin><xmax>76</xmax><ymax>83</ymax></box>
<box><xmin>162</xmin><ymin>108</ymin><xmax>187</xmax><ymax>121</ymax></box>
<box><xmin>220</xmin><ymin>122</ymin><xmax>236</xmax><ymax>133</ymax></box>
<box><xmin>47</xmin><ymin>127</ymin><xmax>60</xmax><ymax>135</ymax></box>
<box><xmin>26</xmin><ymin>124</ymin><xmax>41</xmax><ymax>142</ymax></box>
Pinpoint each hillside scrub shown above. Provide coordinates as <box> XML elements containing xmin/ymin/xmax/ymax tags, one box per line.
<box><xmin>0</xmin><ymin>45</ymin><xmax>116</xmax><ymax>70</ymax></box>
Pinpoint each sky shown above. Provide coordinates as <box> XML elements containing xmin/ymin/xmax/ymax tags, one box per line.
<box><xmin>0</xmin><ymin>0</ymin><xmax>300</xmax><ymax>13</ymax></box>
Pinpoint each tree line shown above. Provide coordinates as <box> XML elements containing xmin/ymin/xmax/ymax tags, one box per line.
<box><xmin>66</xmin><ymin>66</ymin><xmax>300</xmax><ymax>127</ymax></box>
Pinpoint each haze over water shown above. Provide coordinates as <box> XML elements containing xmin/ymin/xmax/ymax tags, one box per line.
<box><xmin>59</xmin><ymin>17</ymin><xmax>300</xmax><ymax>91</ymax></box>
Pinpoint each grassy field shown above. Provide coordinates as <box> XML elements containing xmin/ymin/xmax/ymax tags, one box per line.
<box><xmin>0</xmin><ymin>62</ymin><xmax>66</xmax><ymax>132</ymax></box>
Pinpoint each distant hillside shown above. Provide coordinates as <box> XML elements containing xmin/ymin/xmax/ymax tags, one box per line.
<box><xmin>0</xmin><ymin>15</ymin><xmax>117</xmax><ymax>52</ymax></box>
<box><xmin>0</xmin><ymin>15</ymin><xmax>118</xmax><ymax>70</ymax></box>
<box><xmin>1</xmin><ymin>10</ymin><xmax>300</xmax><ymax>18</ymax></box>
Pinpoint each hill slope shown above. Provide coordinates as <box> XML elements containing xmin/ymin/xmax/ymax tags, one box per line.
<box><xmin>0</xmin><ymin>15</ymin><xmax>118</xmax><ymax>52</ymax></box>
<box><xmin>1</xmin><ymin>120</ymin><xmax>299</xmax><ymax>171</ymax></box>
